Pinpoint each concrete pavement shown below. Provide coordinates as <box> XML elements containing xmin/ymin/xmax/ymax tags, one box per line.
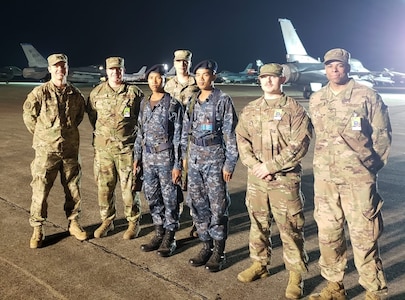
<box><xmin>1</xmin><ymin>83</ymin><xmax>404</xmax><ymax>300</ymax></box>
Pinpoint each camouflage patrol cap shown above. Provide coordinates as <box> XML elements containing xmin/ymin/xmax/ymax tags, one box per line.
<box><xmin>259</xmin><ymin>63</ymin><xmax>283</xmax><ymax>77</ymax></box>
<box><xmin>193</xmin><ymin>59</ymin><xmax>218</xmax><ymax>74</ymax></box>
<box><xmin>324</xmin><ymin>48</ymin><xmax>350</xmax><ymax>64</ymax></box>
<box><xmin>174</xmin><ymin>50</ymin><xmax>192</xmax><ymax>61</ymax></box>
<box><xmin>47</xmin><ymin>54</ymin><xmax>68</xmax><ymax>66</ymax></box>
<box><xmin>106</xmin><ymin>57</ymin><xmax>125</xmax><ymax>69</ymax></box>
<box><xmin>145</xmin><ymin>64</ymin><xmax>166</xmax><ymax>78</ymax></box>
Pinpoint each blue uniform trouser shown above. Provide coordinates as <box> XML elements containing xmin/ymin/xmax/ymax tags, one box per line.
<box><xmin>143</xmin><ymin>154</ymin><xmax>179</xmax><ymax>231</ymax></box>
<box><xmin>186</xmin><ymin>159</ymin><xmax>230</xmax><ymax>242</ymax></box>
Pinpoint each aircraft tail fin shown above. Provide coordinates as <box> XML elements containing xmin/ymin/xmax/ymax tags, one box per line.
<box><xmin>167</xmin><ymin>65</ymin><xmax>176</xmax><ymax>76</ymax></box>
<box><xmin>241</xmin><ymin>63</ymin><xmax>253</xmax><ymax>74</ymax></box>
<box><xmin>278</xmin><ymin>18</ymin><xmax>319</xmax><ymax>63</ymax></box>
<box><xmin>20</xmin><ymin>43</ymin><xmax>48</xmax><ymax>68</ymax></box>
<box><xmin>137</xmin><ymin>66</ymin><xmax>146</xmax><ymax>75</ymax></box>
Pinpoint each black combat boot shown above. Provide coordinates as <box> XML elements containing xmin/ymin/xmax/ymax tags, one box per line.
<box><xmin>205</xmin><ymin>239</ymin><xmax>226</xmax><ymax>272</ymax></box>
<box><xmin>140</xmin><ymin>225</ymin><xmax>164</xmax><ymax>252</ymax></box>
<box><xmin>189</xmin><ymin>240</ymin><xmax>213</xmax><ymax>267</ymax></box>
<box><xmin>157</xmin><ymin>230</ymin><xmax>176</xmax><ymax>257</ymax></box>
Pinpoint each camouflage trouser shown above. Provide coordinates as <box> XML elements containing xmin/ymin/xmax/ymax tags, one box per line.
<box><xmin>29</xmin><ymin>151</ymin><xmax>82</xmax><ymax>227</ymax></box>
<box><xmin>94</xmin><ymin>149</ymin><xmax>141</xmax><ymax>223</ymax></box>
<box><xmin>245</xmin><ymin>174</ymin><xmax>308</xmax><ymax>273</ymax></box>
<box><xmin>142</xmin><ymin>155</ymin><xmax>179</xmax><ymax>231</ymax></box>
<box><xmin>186</xmin><ymin>159</ymin><xmax>230</xmax><ymax>242</ymax></box>
<box><xmin>314</xmin><ymin>180</ymin><xmax>387</xmax><ymax>292</ymax></box>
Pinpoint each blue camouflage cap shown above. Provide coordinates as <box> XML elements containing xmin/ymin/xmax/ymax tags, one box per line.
<box><xmin>193</xmin><ymin>59</ymin><xmax>218</xmax><ymax>74</ymax></box>
<box><xmin>146</xmin><ymin>64</ymin><xmax>166</xmax><ymax>78</ymax></box>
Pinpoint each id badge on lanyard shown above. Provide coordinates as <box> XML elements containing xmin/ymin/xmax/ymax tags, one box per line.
<box><xmin>200</xmin><ymin>117</ymin><xmax>213</xmax><ymax>131</ymax></box>
<box><xmin>273</xmin><ymin>109</ymin><xmax>283</xmax><ymax>121</ymax></box>
<box><xmin>123</xmin><ymin>107</ymin><xmax>131</xmax><ymax>118</ymax></box>
<box><xmin>351</xmin><ymin>112</ymin><xmax>361</xmax><ymax>131</ymax></box>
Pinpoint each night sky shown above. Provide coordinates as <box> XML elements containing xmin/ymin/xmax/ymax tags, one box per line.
<box><xmin>2</xmin><ymin>0</ymin><xmax>405</xmax><ymax>74</ymax></box>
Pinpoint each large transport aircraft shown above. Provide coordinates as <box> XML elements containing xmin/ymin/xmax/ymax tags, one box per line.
<box><xmin>20</xmin><ymin>43</ymin><xmax>105</xmax><ymax>84</ymax></box>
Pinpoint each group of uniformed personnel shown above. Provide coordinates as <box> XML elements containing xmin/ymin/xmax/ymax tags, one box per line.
<box><xmin>23</xmin><ymin>47</ymin><xmax>391</xmax><ymax>300</ymax></box>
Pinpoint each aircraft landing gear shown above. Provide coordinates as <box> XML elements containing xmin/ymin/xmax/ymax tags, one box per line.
<box><xmin>303</xmin><ymin>86</ymin><xmax>313</xmax><ymax>99</ymax></box>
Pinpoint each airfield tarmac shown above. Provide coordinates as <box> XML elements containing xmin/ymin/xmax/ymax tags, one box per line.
<box><xmin>0</xmin><ymin>82</ymin><xmax>404</xmax><ymax>300</ymax></box>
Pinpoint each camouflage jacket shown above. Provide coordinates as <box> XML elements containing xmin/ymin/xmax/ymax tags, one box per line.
<box><xmin>23</xmin><ymin>81</ymin><xmax>85</xmax><ymax>154</ymax></box>
<box><xmin>236</xmin><ymin>93</ymin><xmax>312</xmax><ymax>176</ymax></box>
<box><xmin>181</xmin><ymin>88</ymin><xmax>239</xmax><ymax>173</ymax></box>
<box><xmin>164</xmin><ymin>75</ymin><xmax>198</xmax><ymax>106</ymax></box>
<box><xmin>86</xmin><ymin>82</ymin><xmax>144</xmax><ymax>152</ymax></box>
<box><xmin>134</xmin><ymin>93</ymin><xmax>183</xmax><ymax>170</ymax></box>
<box><xmin>309</xmin><ymin>79</ymin><xmax>392</xmax><ymax>182</ymax></box>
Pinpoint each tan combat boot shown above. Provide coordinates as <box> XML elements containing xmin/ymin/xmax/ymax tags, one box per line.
<box><xmin>30</xmin><ymin>226</ymin><xmax>45</xmax><ymax>249</ymax></box>
<box><xmin>237</xmin><ymin>261</ymin><xmax>269</xmax><ymax>283</ymax></box>
<box><xmin>309</xmin><ymin>281</ymin><xmax>346</xmax><ymax>300</ymax></box>
<box><xmin>123</xmin><ymin>221</ymin><xmax>140</xmax><ymax>240</ymax></box>
<box><xmin>365</xmin><ymin>290</ymin><xmax>387</xmax><ymax>300</ymax></box>
<box><xmin>69</xmin><ymin>219</ymin><xmax>88</xmax><ymax>241</ymax></box>
<box><xmin>285</xmin><ymin>271</ymin><xmax>304</xmax><ymax>299</ymax></box>
<box><xmin>94</xmin><ymin>220</ymin><xmax>114</xmax><ymax>238</ymax></box>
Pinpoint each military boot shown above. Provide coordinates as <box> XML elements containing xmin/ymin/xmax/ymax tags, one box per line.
<box><xmin>237</xmin><ymin>261</ymin><xmax>269</xmax><ymax>283</ymax></box>
<box><xmin>309</xmin><ymin>281</ymin><xmax>346</xmax><ymax>300</ymax></box>
<box><xmin>140</xmin><ymin>225</ymin><xmax>164</xmax><ymax>252</ymax></box>
<box><xmin>285</xmin><ymin>271</ymin><xmax>304</xmax><ymax>299</ymax></box>
<box><xmin>30</xmin><ymin>226</ymin><xmax>45</xmax><ymax>249</ymax></box>
<box><xmin>123</xmin><ymin>221</ymin><xmax>140</xmax><ymax>240</ymax></box>
<box><xmin>189</xmin><ymin>223</ymin><xmax>198</xmax><ymax>238</ymax></box>
<box><xmin>365</xmin><ymin>290</ymin><xmax>388</xmax><ymax>300</ymax></box>
<box><xmin>69</xmin><ymin>219</ymin><xmax>88</xmax><ymax>241</ymax></box>
<box><xmin>205</xmin><ymin>239</ymin><xmax>226</xmax><ymax>272</ymax></box>
<box><xmin>94</xmin><ymin>220</ymin><xmax>114</xmax><ymax>238</ymax></box>
<box><xmin>189</xmin><ymin>240</ymin><xmax>213</xmax><ymax>267</ymax></box>
<box><xmin>157</xmin><ymin>230</ymin><xmax>176</xmax><ymax>257</ymax></box>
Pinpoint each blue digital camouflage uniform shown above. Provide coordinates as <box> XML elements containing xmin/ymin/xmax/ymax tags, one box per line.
<box><xmin>236</xmin><ymin>93</ymin><xmax>312</xmax><ymax>272</ymax></box>
<box><xmin>87</xmin><ymin>81</ymin><xmax>143</xmax><ymax>223</ymax></box>
<box><xmin>23</xmin><ymin>81</ymin><xmax>85</xmax><ymax>226</ymax></box>
<box><xmin>134</xmin><ymin>93</ymin><xmax>183</xmax><ymax>231</ymax></box>
<box><xmin>309</xmin><ymin>78</ymin><xmax>392</xmax><ymax>293</ymax></box>
<box><xmin>181</xmin><ymin>88</ymin><xmax>239</xmax><ymax>241</ymax></box>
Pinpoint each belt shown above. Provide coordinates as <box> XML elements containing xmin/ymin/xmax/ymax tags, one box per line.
<box><xmin>190</xmin><ymin>136</ymin><xmax>222</xmax><ymax>147</ymax></box>
<box><xmin>144</xmin><ymin>142</ymin><xmax>173</xmax><ymax>153</ymax></box>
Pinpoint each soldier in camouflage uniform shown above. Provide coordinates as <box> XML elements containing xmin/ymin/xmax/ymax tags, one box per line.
<box><xmin>134</xmin><ymin>64</ymin><xmax>183</xmax><ymax>257</ymax></box>
<box><xmin>164</xmin><ymin>49</ymin><xmax>198</xmax><ymax>106</ymax></box>
<box><xmin>23</xmin><ymin>53</ymin><xmax>88</xmax><ymax>249</ymax></box>
<box><xmin>236</xmin><ymin>63</ymin><xmax>312</xmax><ymax>299</ymax></box>
<box><xmin>182</xmin><ymin>60</ymin><xmax>239</xmax><ymax>272</ymax></box>
<box><xmin>308</xmin><ymin>49</ymin><xmax>392</xmax><ymax>300</ymax></box>
<box><xmin>164</xmin><ymin>49</ymin><xmax>199</xmax><ymax>237</ymax></box>
<box><xmin>86</xmin><ymin>57</ymin><xmax>143</xmax><ymax>240</ymax></box>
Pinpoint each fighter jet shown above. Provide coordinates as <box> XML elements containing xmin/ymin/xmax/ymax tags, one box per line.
<box><xmin>278</xmin><ymin>18</ymin><xmax>375</xmax><ymax>98</ymax></box>
<box><xmin>123</xmin><ymin>66</ymin><xmax>147</xmax><ymax>82</ymax></box>
<box><xmin>20</xmin><ymin>43</ymin><xmax>105</xmax><ymax>84</ymax></box>
<box><xmin>0</xmin><ymin>66</ymin><xmax>22</xmax><ymax>82</ymax></box>
<box><xmin>380</xmin><ymin>68</ymin><xmax>405</xmax><ymax>86</ymax></box>
<box><xmin>216</xmin><ymin>63</ymin><xmax>257</xmax><ymax>84</ymax></box>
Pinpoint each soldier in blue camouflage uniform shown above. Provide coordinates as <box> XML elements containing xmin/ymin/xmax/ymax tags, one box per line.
<box><xmin>182</xmin><ymin>60</ymin><xmax>239</xmax><ymax>272</ymax></box>
<box><xmin>236</xmin><ymin>63</ymin><xmax>312</xmax><ymax>299</ymax></box>
<box><xmin>308</xmin><ymin>49</ymin><xmax>392</xmax><ymax>300</ymax></box>
<box><xmin>164</xmin><ymin>49</ymin><xmax>199</xmax><ymax>237</ymax></box>
<box><xmin>87</xmin><ymin>57</ymin><xmax>143</xmax><ymax>240</ymax></box>
<box><xmin>134</xmin><ymin>64</ymin><xmax>183</xmax><ymax>257</ymax></box>
<box><xmin>23</xmin><ymin>53</ymin><xmax>88</xmax><ymax>248</ymax></box>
